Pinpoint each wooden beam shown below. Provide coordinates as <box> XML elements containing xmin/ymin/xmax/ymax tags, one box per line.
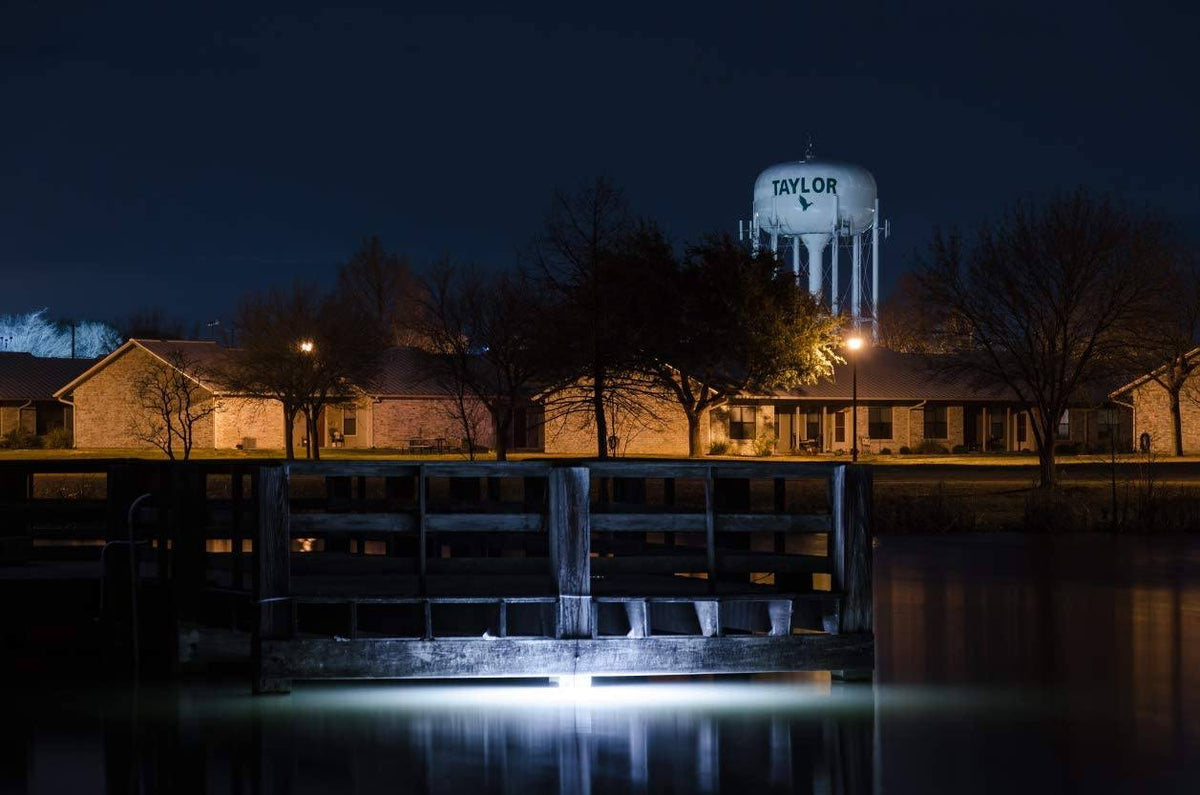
<box><xmin>591</xmin><ymin>513</ymin><xmax>828</xmax><ymax>533</ymax></box>
<box><xmin>832</xmin><ymin>465</ymin><xmax>873</xmax><ymax>634</ymax></box>
<box><xmin>254</xmin><ymin>465</ymin><xmax>292</xmax><ymax>694</ymax></box>
<box><xmin>259</xmin><ymin>634</ymin><xmax>874</xmax><ymax>679</ymax></box>
<box><xmin>549</xmin><ymin>467</ymin><xmax>591</xmax><ymax>639</ymax></box>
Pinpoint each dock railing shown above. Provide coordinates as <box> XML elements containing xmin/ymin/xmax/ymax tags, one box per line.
<box><xmin>253</xmin><ymin>460</ymin><xmax>873</xmax><ymax>691</ymax></box>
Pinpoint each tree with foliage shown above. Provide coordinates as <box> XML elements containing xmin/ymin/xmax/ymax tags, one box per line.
<box><xmin>222</xmin><ymin>282</ymin><xmax>386</xmax><ymax>460</ymax></box>
<box><xmin>337</xmin><ymin>236</ymin><xmax>428</xmax><ymax>348</ymax></box>
<box><xmin>918</xmin><ymin>191</ymin><xmax>1167</xmax><ymax>487</ymax></box>
<box><xmin>128</xmin><ymin>350</ymin><xmax>218</xmax><ymax>460</ymax></box>
<box><xmin>419</xmin><ymin>261</ymin><xmax>552</xmax><ymax>461</ymax></box>
<box><xmin>532</xmin><ymin>177</ymin><xmax>663</xmax><ymax>458</ymax></box>
<box><xmin>634</xmin><ymin>233</ymin><xmax>842</xmax><ymax>456</ymax></box>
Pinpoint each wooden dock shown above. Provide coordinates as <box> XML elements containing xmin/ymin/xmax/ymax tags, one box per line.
<box><xmin>0</xmin><ymin>459</ymin><xmax>874</xmax><ymax>690</ymax></box>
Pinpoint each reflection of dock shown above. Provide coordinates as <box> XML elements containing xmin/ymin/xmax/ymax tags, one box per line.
<box><xmin>0</xmin><ymin>459</ymin><xmax>874</xmax><ymax>688</ymax></box>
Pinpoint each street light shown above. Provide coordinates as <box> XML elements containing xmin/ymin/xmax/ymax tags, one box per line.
<box><xmin>298</xmin><ymin>340</ymin><xmax>315</xmax><ymax>354</ymax></box>
<box><xmin>846</xmin><ymin>335</ymin><xmax>865</xmax><ymax>463</ymax></box>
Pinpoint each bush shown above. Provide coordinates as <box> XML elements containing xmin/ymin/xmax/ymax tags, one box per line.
<box><xmin>898</xmin><ymin>446</ymin><xmax>912</xmax><ymax>455</ymax></box>
<box><xmin>0</xmin><ymin>428</ymin><xmax>42</xmax><ymax>449</ymax></box>
<box><xmin>751</xmin><ymin>431</ymin><xmax>777</xmax><ymax>457</ymax></box>
<box><xmin>951</xmin><ymin>444</ymin><xmax>968</xmax><ymax>454</ymax></box>
<box><xmin>708</xmin><ymin>440</ymin><xmax>731</xmax><ymax>456</ymax></box>
<box><xmin>43</xmin><ymin>427</ymin><xmax>72</xmax><ymax>449</ymax></box>
<box><xmin>1057</xmin><ymin>442</ymin><xmax>1081</xmax><ymax>455</ymax></box>
<box><xmin>916</xmin><ymin>440</ymin><xmax>950</xmax><ymax>455</ymax></box>
<box><xmin>879</xmin><ymin>447</ymin><xmax>893</xmax><ymax>455</ymax></box>
<box><xmin>875</xmin><ymin>484</ymin><xmax>977</xmax><ymax>534</ymax></box>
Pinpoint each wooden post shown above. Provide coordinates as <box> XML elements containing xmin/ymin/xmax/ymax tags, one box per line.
<box><xmin>830</xmin><ymin>465</ymin><xmax>873</xmax><ymax>634</ymax></box>
<box><xmin>549</xmin><ymin>466</ymin><xmax>591</xmax><ymax>639</ymax></box>
<box><xmin>0</xmin><ymin>466</ymin><xmax>30</xmax><ymax>563</ymax></box>
<box><xmin>231</xmin><ymin>467</ymin><xmax>245</xmax><ymax>590</ymax></box>
<box><xmin>704</xmin><ymin>467</ymin><xmax>717</xmax><ymax>594</ymax></box>
<box><xmin>417</xmin><ymin>464</ymin><xmax>427</xmax><ymax>597</ymax></box>
<box><xmin>169</xmin><ymin>464</ymin><xmax>207</xmax><ymax>627</ymax></box>
<box><xmin>254</xmin><ymin>465</ymin><xmax>291</xmax><ymax>694</ymax></box>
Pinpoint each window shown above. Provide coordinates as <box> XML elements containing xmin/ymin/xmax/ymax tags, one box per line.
<box><xmin>1097</xmin><ymin>407</ymin><xmax>1119</xmax><ymax>440</ymax></box>
<box><xmin>868</xmin><ymin>406</ymin><xmax>893</xmax><ymax>439</ymax></box>
<box><xmin>989</xmin><ymin>408</ymin><xmax>1005</xmax><ymax>444</ymax></box>
<box><xmin>729</xmin><ymin>406</ymin><xmax>756</xmax><ymax>441</ymax></box>
<box><xmin>805</xmin><ymin>411</ymin><xmax>821</xmax><ymax>441</ymax></box>
<box><xmin>343</xmin><ymin>406</ymin><xmax>357</xmax><ymax>436</ymax></box>
<box><xmin>834</xmin><ymin>412</ymin><xmax>846</xmax><ymax>443</ymax></box>
<box><xmin>1017</xmin><ymin>413</ymin><xmax>1027</xmax><ymax>444</ymax></box>
<box><xmin>923</xmin><ymin>405</ymin><xmax>948</xmax><ymax>439</ymax></box>
<box><xmin>1056</xmin><ymin>410</ymin><xmax>1070</xmax><ymax>440</ymax></box>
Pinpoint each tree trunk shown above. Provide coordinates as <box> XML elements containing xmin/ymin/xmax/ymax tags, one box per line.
<box><xmin>592</xmin><ymin>368</ymin><xmax>608</xmax><ymax>459</ymax></box>
<box><xmin>283</xmin><ymin>406</ymin><xmax>296</xmax><ymax>461</ymax></box>
<box><xmin>686</xmin><ymin>411</ymin><xmax>703</xmax><ymax>457</ymax></box>
<box><xmin>493</xmin><ymin>409</ymin><xmax>509</xmax><ymax>462</ymax></box>
<box><xmin>1169</xmin><ymin>386</ymin><xmax>1184</xmax><ymax>456</ymax></box>
<box><xmin>1037</xmin><ymin>434</ymin><xmax>1057</xmax><ymax>489</ymax></box>
<box><xmin>309</xmin><ymin>409</ymin><xmax>321</xmax><ymax>461</ymax></box>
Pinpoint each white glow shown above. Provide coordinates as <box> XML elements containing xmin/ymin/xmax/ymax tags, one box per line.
<box><xmin>846</xmin><ymin>336</ymin><xmax>865</xmax><ymax>351</ymax></box>
<box><xmin>551</xmin><ymin>674</ymin><xmax>593</xmax><ymax>690</ymax></box>
<box><xmin>298</xmin><ymin>340</ymin><xmax>315</xmax><ymax>353</ymax></box>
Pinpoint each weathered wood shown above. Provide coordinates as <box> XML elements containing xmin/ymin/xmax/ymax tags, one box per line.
<box><xmin>831</xmin><ymin>465</ymin><xmax>873</xmax><ymax>634</ymax></box>
<box><xmin>703</xmin><ymin>468</ymin><xmax>717</xmax><ymax>594</ymax></box>
<box><xmin>694</xmin><ymin>601</ymin><xmax>719</xmax><ymax>637</ymax></box>
<box><xmin>767</xmin><ymin>599</ymin><xmax>793</xmax><ymax>636</ymax></box>
<box><xmin>254</xmin><ymin>465</ymin><xmax>292</xmax><ymax>694</ymax></box>
<box><xmin>288</xmin><ymin>512</ymin><xmax>544</xmax><ymax>534</ymax></box>
<box><xmin>590</xmin><ymin>512</ymin><xmax>828</xmax><ymax>533</ymax></box>
<box><xmin>417</xmin><ymin>465</ymin><xmax>427</xmax><ymax>596</ymax></box>
<box><xmin>624</xmin><ymin>600</ymin><xmax>648</xmax><ymax>638</ymax></box>
<box><xmin>591</xmin><ymin>552</ymin><xmax>828</xmax><ymax>576</ymax></box>
<box><xmin>841</xmin><ymin>465</ymin><xmax>873</xmax><ymax>634</ymax></box>
<box><xmin>549</xmin><ymin>467</ymin><xmax>591</xmax><ymax>639</ymax></box>
<box><xmin>259</xmin><ymin>634</ymin><xmax>875</xmax><ymax>679</ymax></box>
<box><xmin>0</xmin><ymin>468</ymin><xmax>30</xmax><ymax>562</ymax></box>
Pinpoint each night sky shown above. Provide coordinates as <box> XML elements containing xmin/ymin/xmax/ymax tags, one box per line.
<box><xmin>3</xmin><ymin>1</ymin><xmax>1197</xmax><ymax>326</ymax></box>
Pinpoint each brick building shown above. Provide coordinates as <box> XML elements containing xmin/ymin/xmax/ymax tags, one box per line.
<box><xmin>1110</xmin><ymin>348</ymin><xmax>1200</xmax><ymax>454</ymax></box>
<box><xmin>0</xmin><ymin>352</ymin><xmax>95</xmax><ymax>442</ymax></box>
<box><xmin>55</xmin><ymin>341</ymin><xmax>498</xmax><ymax>453</ymax></box>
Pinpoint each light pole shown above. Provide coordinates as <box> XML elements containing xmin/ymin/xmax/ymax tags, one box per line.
<box><xmin>846</xmin><ymin>335</ymin><xmax>864</xmax><ymax>463</ymax></box>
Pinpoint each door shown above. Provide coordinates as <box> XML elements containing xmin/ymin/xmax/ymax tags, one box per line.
<box><xmin>775</xmin><ymin>410</ymin><xmax>795</xmax><ymax>452</ymax></box>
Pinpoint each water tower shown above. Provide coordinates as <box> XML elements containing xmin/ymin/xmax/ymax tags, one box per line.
<box><xmin>740</xmin><ymin>152</ymin><xmax>887</xmax><ymax>337</ymax></box>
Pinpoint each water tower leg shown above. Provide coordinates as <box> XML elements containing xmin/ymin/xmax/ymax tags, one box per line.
<box><xmin>771</xmin><ymin>233</ymin><xmax>778</xmax><ymax>256</ymax></box>
<box><xmin>851</xmin><ymin>229</ymin><xmax>862</xmax><ymax>326</ymax></box>
<box><xmin>831</xmin><ymin>226</ymin><xmax>840</xmax><ymax>314</ymax></box>
<box><xmin>792</xmin><ymin>236</ymin><xmax>801</xmax><ymax>285</ymax></box>
<box><xmin>872</xmin><ymin>199</ymin><xmax>881</xmax><ymax>341</ymax></box>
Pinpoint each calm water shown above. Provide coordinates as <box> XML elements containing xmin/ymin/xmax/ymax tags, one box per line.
<box><xmin>2</xmin><ymin>534</ymin><xmax>1197</xmax><ymax>794</ymax></box>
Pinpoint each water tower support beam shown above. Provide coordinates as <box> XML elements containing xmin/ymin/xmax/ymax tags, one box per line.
<box><xmin>871</xmin><ymin>199</ymin><xmax>881</xmax><ymax>341</ymax></box>
<box><xmin>851</xmin><ymin>228</ymin><xmax>862</xmax><ymax>326</ymax></box>
<box><xmin>831</xmin><ymin>199</ymin><xmax>840</xmax><ymax>314</ymax></box>
<box><xmin>792</xmin><ymin>237</ymin><xmax>801</xmax><ymax>284</ymax></box>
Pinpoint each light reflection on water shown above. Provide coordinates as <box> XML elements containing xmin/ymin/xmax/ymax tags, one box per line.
<box><xmin>4</xmin><ymin>534</ymin><xmax>1199</xmax><ymax>794</ymax></box>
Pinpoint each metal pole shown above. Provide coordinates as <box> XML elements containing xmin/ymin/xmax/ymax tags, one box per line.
<box><xmin>851</xmin><ymin>228</ymin><xmax>862</xmax><ymax>327</ymax></box>
<box><xmin>851</xmin><ymin>354</ymin><xmax>859</xmax><ymax>463</ymax></box>
<box><xmin>831</xmin><ymin>199</ymin><xmax>840</xmax><ymax>314</ymax></box>
<box><xmin>792</xmin><ymin>236</ymin><xmax>800</xmax><ymax>285</ymax></box>
<box><xmin>872</xmin><ymin>198</ymin><xmax>881</xmax><ymax>341</ymax></box>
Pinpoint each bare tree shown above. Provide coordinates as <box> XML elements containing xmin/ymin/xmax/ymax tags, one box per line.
<box><xmin>1120</xmin><ymin>259</ymin><xmax>1200</xmax><ymax>455</ymax></box>
<box><xmin>222</xmin><ymin>282</ymin><xmax>386</xmax><ymax>460</ymax></box>
<box><xmin>419</xmin><ymin>262</ymin><xmax>551</xmax><ymax>461</ymax></box>
<box><xmin>128</xmin><ymin>350</ymin><xmax>218</xmax><ymax>460</ymax></box>
<box><xmin>532</xmin><ymin>177</ymin><xmax>662</xmax><ymax>458</ymax></box>
<box><xmin>337</xmin><ymin>236</ymin><xmax>429</xmax><ymax>347</ymax></box>
<box><xmin>918</xmin><ymin>191</ymin><xmax>1167</xmax><ymax>487</ymax></box>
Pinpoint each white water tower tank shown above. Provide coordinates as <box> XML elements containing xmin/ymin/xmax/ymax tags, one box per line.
<box><xmin>752</xmin><ymin>160</ymin><xmax>877</xmax><ymax>236</ymax></box>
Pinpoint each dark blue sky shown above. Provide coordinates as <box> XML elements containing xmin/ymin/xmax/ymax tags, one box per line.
<box><xmin>3</xmin><ymin>1</ymin><xmax>1198</xmax><ymax>326</ymax></box>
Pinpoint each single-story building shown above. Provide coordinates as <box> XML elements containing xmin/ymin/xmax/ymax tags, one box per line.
<box><xmin>0</xmin><ymin>351</ymin><xmax>95</xmax><ymax>441</ymax></box>
<box><xmin>54</xmin><ymin>340</ymin><xmax>509</xmax><ymax>453</ymax></box>
<box><xmin>1109</xmin><ymin>347</ymin><xmax>1200</xmax><ymax>454</ymax></box>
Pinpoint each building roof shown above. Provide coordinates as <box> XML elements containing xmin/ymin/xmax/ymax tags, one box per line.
<box><xmin>54</xmin><ymin>339</ymin><xmax>231</xmax><ymax>398</ymax></box>
<box><xmin>359</xmin><ymin>347</ymin><xmax>460</xmax><ymax>397</ymax></box>
<box><xmin>0</xmin><ymin>352</ymin><xmax>97</xmax><ymax>402</ymax></box>
<box><xmin>752</xmin><ymin>348</ymin><xmax>1021</xmax><ymax>402</ymax></box>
